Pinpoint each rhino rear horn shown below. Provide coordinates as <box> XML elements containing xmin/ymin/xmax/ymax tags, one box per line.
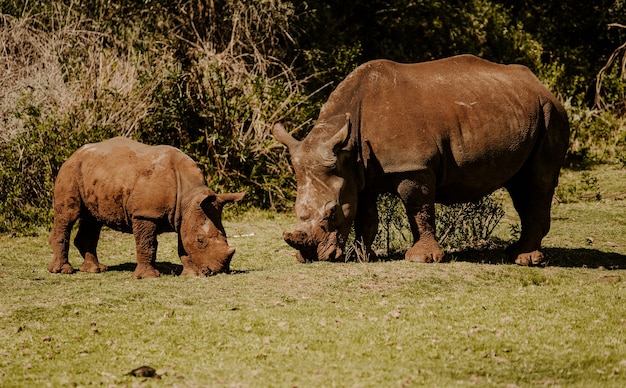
<box><xmin>324</xmin><ymin>113</ymin><xmax>351</xmax><ymax>153</ymax></box>
<box><xmin>272</xmin><ymin>122</ymin><xmax>300</xmax><ymax>151</ymax></box>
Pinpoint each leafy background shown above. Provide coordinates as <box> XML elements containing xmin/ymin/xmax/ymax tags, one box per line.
<box><xmin>0</xmin><ymin>0</ymin><xmax>625</xmax><ymax>233</ymax></box>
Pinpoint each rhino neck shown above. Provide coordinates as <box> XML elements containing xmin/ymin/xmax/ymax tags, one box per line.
<box><xmin>174</xmin><ymin>182</ymin><xmax>209</xmax><ymax>233</ymax></box>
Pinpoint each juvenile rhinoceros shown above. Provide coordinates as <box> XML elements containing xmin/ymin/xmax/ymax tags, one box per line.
<box><xmin>273</xmin><ymin>55</ymin><xmax>569</xmax><ymax>265</ymax></box>
<box><xmin>47</xmin><ymin>137</ymin><xmax>245</xmax><ymax>279</ymax></box>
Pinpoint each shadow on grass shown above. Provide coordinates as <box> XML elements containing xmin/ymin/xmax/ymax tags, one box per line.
<box><xmin>107</xmin><ymin>262</ymin><xmax>183</xmax><ymax>275</ymax></box>
<box><xmin>107</xmin><ymin>262</ymin><xmax>250</xmax><ymax>276</ymax></box>
<box><xmin>447</xmin><ymin>247</ymin><xmax>626</xmax><ymax>269</ymax></box>
<box><xmin>368</xmin><ymin>247</ymin><xmax>626</xmax><ymax>269</ymax></box>
<box><xmin>544</xmin><ymin>247</ymin><xmax>626</xmax><ymax>269</ymax></box>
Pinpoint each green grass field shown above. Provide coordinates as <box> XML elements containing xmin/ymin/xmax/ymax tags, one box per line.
<box><xmin>1</xmin><ymin>166</ymin><xmax>625</xmax><ymax>387</ymax></box>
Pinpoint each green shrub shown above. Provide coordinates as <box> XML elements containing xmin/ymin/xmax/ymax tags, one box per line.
<box><xmin>537</xmin><ymin>29</ymin><xmax>626</xmax><ymax>169</ymax></box>
<box><xmin>567</xmin><ymin>106</ymin><xmax>626</xmax><ymax>167</ymax></box>
<box><xmin>556</xmin><ymin>171</ymin><xmax>602</xmax><ymax>203</ymax></box>
<box><xmin>0</xmin><ymin>1</ymin><xmax>307</xmax><ymax>232</ymax></box>
<box><xmin>0</xmin><ymin>10</ymin><xmax>160</xmax><ymax>232</ymax></box>
<box><xmin>436</xmin><ymin>196</ymin><xmax>506</xmax><ymax>251</ymax></box>
<box><xmin>372</xmin><ymin>193</ymin><xmax>506</xmax><ymax>257</ymax></box>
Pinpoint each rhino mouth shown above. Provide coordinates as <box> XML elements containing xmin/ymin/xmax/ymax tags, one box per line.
<box><xmin>202</xmin><ymin>267</ymin><xmax>230</xmax><ymax>276</ymax></box>
<box><xmin>283</xmin><ymin>229</ymin><xmax>344</xmax><ymax>263</ymax></box>
<box><xmin>190</xmin><ymin>246</ymin><xmax>235</xmax><ymax>276</ymax></box>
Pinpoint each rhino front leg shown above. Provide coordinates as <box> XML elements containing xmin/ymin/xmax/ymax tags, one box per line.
<box><xmin>131</xmin><ymin>218</ymin><xmax>160</xmax><ymax>279</ymax></box>
<box><xmin>396</xmin><ymin>174</ymin><xmax>444</xmax><ymax>263</ymax></box>
<box><xmin>74</xmin><ymin>218</ymin><xmax>108</xmax><ymax>273</ymax></box>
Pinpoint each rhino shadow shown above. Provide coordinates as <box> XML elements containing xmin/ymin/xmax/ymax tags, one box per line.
<box><xmin>107</xmin><ymin>262</ymin><xmax>183</xmax><ymax>275</ymax></box>
<box><xmin>443</xmin><ymin>247</ymin><xmax>626</xmax><ymax>269</ymax></box>
<box><xmin>362</xmin><ymin>246</ymin><xmax>626</xmax><ymax>269</ymax></box>
<box><xmin>106</xmin><ymin>262</ymin><xmax>250</xmax><ymax>276</ymax></box>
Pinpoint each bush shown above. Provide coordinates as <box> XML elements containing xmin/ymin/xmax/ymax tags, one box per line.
<box><xmin>566</xmin><ymin>106</ymin><xmax>626</xmax><ymax>167</ymax></box>
<box><xmin>0</xmin><ymin>1</ymin><xmax>307</xmax><ymax>232</ymax></box>
<box><xmin>556</xmin><ymin>172</ymin><xmax>602</xmax><ymax>203</ymax></box>
<box><xmin>0</xmin><ymin>0</ymin><xmax>624</xmax><ymax>235</ymax></box>
<box><xmin>0</xmin><ymin>11</ymin><xmax>138</xmax><ymax>232</ymax></box>
<box><xmin>372</xmin><ymin>193</ymin><xmax>506</xmax><ymax>258</ymax></box>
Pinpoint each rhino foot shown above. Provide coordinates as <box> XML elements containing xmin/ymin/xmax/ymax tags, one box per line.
<box><xmin>513</xmin><ymin>250</ymin><xmax>545</xmax><ymax>266</ymax></box>
<box><xmin>132</xmin><ymin>265</ymin><xmax>160</xmax><ymax>279</ymax></box>
<box><xmin>405</xmin><ymin>241</ymin><xmax>444</xmax><ymax>263</ymax></box>
<box><xmin>79</xmin><ymin>261</ymin><xmax>108</xmax><ymax>273</ymax></box>
<box><xmin>47</xmin><ymin>261</ymin><xmax>75</xmax><ymax>274</ymax></box>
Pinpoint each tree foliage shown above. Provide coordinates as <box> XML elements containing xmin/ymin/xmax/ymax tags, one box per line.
<box><xmin>0</xmin><ymin>0</ymin><xmax>625</xmax><ymax>232</ymax></box>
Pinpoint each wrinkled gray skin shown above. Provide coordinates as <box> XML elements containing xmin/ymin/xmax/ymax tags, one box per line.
<box><xmin>47</xmin><ymin>137</ymin><xmax>245</xmax><ymax>279</ymax></box>
<box><xmin>274</xmin><ymin>55</ymin><xmax>569</xmax><ymax>265</ymax></box>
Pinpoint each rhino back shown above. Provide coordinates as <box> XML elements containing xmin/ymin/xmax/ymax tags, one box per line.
<box><xmin>61</xmin><ymin>137</ymin><xmax>205</xmax><ymax>232</ymax></box>
<box><xmin>316</xmin><ymin>55</ymin><xmax>567</xmax><ymax>200</ymax></box>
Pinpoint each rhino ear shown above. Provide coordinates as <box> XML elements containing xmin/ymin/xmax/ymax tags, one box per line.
<box><xmin>199</xmin><ymin>194</ymin><xmax>218</xmax><ymax>212</ymax></box>
<box><xmin>272</xmin><ymin>122</ymin><xmax>300</xmax><ymax>151</ymax></box>
<box><xmin>199</xmin><ymin>192</ymin><xmax>245</xmax><ymax>213</ymax></box>
<box><xmin>325</xmin><ymin>113</ymin><xmax>351</xmax><ymax>153</ymax></box>
<box><xmin>215</xmin><ymin>192</ymin><xmax>246</xmax><ymax>208</ymax></box>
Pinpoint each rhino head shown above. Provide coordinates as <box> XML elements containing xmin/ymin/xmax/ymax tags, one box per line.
<box><xmin>273</xmin><ymin>114</ymin><xmax>359</xmax><ymax>262</ymax></box>
<box><xmin>180</xmin><ymin>190</ymin><xmax>245</xmax><ymax>275</ymax></box>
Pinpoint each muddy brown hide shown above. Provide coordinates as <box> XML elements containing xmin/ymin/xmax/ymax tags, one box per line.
<box><xmin>47</xmin><ymin>137</ymin><xmax>244</xmax><ymax>279</ymax></box>
<box><xmin>274</xmin><ymin>55</ymin><xmax>570</xmax><ymax>265</ymax></box>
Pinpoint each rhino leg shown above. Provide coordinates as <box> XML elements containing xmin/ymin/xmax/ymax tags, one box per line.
<box><xmin>353</xmin><ymin>192</ymin><xmax>379</xmax><ymax>260</ymax></box>
<box><xmin>47</xmin><ymin>191</ymin><xmax>80</xmax><ymax>274</ymax></box>
<box><xmin>396</xmin><ymin>174</ymin><xmax>444</xmax><ymax>263</ymax></box>
<box><xmin>505</xmin><ymin>174</ymin><xmax>555</xmax><ymax>266</ymax></box>
<box><xmin>506</xmin><ymin>106</ymin><xmax>568</xmax><ymax>266</ymax></box>
<box><xmin>74</xmin><ymin>218</ymin><xmax>108</xmax><ymax>273</ymax></box>
<box><xmin>131</xmin><ymin>219</ymin><xmax>160</xmax><ymax>279</ymax></box>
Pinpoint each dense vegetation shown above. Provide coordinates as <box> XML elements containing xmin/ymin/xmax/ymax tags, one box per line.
<box><xmin>0</xmin><ymin>0</ymin><xmax>625</xmax><ymax>233</ymax></box>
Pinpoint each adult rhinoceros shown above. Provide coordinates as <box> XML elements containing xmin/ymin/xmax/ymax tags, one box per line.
<box><xmin>47</xmin><ymin>137</ymin><xmax>245</xmax><ymax>279</ymax></box>
<box><xmin>273</xmin><ymin>55</ymin><xmax>569</xmax><ymax>266</ymax></box>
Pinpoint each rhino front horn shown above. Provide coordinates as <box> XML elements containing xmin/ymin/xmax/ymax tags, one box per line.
<box><xmin>283</xmin><ymin>230</ymin><xmax>310</xmax><ymax>249</ymax></box>
<box><xmin>272</xmin><ymin>123</ymin><xmax>301</xmax><ymax>151</ymax></box>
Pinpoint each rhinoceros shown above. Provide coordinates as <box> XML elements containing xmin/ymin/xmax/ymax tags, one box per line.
<box><xmin>273</xmin><ymin>55</ymin><xmax>569</xmax><ymax>265</ymax></box>
<box><xmin>47</xmin><ymin>137</ymin><xmax>245</xmax><ymax>279</ymax></box>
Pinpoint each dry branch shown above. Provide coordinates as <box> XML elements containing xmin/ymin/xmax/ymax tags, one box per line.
<box><xmin>594</xmin><ymin>23</ymin><xmax>626</xmax><ymax>110</ymax></box>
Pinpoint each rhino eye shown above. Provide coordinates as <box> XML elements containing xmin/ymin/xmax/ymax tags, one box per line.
<box><xmin>323</xmin><ymin>202</ymin><xmax>339</xmax><ymax>217</ymax></box>
<box><xmin>197</xmin><ymin>236</ymin><xmax>205</xmax><ymax>245</ymax></box>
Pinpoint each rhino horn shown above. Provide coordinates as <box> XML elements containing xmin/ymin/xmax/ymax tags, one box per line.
<box><xmin>283</xmin><ymin>230</ymin><xmax>312</xmax><ymax>249</ymax></box>
<box><xmin>324</xmin><ymin>113</ymin><xmax>351</xmax><ymax>152</ymax></box>
<box><xmin>272</xmin><ymin>122</ymin><xmax>300</xmax><ymax>151</ymax></box>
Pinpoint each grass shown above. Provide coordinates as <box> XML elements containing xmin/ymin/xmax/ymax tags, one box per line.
<box><xmin>1</xmin><ymin>166</ymin><xmax>625</xmax><ymax>387</ymax></box>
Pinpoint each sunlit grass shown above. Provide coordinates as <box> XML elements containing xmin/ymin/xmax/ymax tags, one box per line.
<box><xmin>0</xmin><ymin>167</ymin><xmax>625</xmax><ymax>387</ymax></box>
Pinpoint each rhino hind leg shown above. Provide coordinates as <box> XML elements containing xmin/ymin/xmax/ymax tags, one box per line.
<box><xmin>48</xmin><ymin>197</ymin><xmax>80</xmax><ymax>275</ymax></box>
<box><xmin>505</xmin><ymin>169</ymin><xmax>558</xmax><ymax>266</ymax></box>
<box><xmin>74</xmin><ymin>219</ymin><xmax>108</xmax><ymax>273</ymax></box>
<box><xmin>396</xmin><ymin>174</ymin><xmax>444</xmax><ymax>263</ymax></box>
<box><xmin>507</xmin><ymin>105</ymin><xmax>568</xmax><ymax>266</ymax></box>
<box><xmin>131</xmin><ymin>218</ymin><xmax>160</xmax><ymax>279</ymax></box>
